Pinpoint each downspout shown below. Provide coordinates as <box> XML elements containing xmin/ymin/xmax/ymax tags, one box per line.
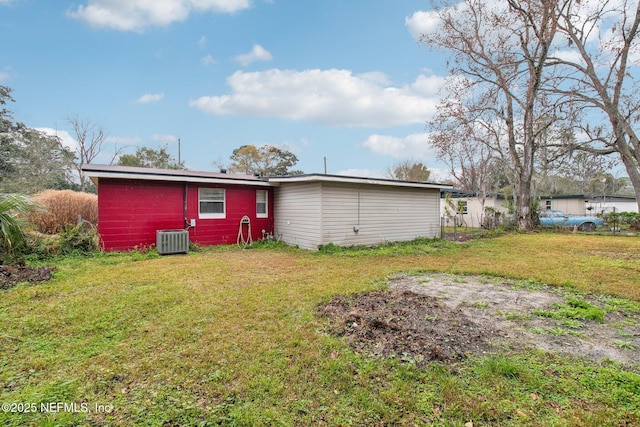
<box><xmin>353</xmin><ymin>189</ymin><xmax>361</xmax><ymax>234</ymax></box>
<box><xmin>183</xmin><ymin>182</ymin><xmax>189</xmax><ymax>230</ymax></box>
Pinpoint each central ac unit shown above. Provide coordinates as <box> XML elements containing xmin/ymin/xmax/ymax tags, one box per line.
<box><xmin>156</xmin><ymin>229</ymin><xmax>189</xmax><ymax>255</ymax></box>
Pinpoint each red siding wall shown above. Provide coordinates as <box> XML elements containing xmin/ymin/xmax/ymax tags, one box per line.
<box><xmin>97</xmin><ymin>179</ymin><xmax>183</xmax><ymax>251</ymax></box>
<box><xmin>185</xmin><ymin>184</ymin><xmax>274</xmax><ymax>247</ymax></box>
<box><xmin>97</xmin><ymin>178</ymin><xmax>274</xmax><ymax>251</ymax></box>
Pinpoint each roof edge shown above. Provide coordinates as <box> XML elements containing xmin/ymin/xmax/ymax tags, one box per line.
<box><xmin>82</xmin><ymin>164</ymin><xmax>271</xmax><ymax>186</ymax></box>
<box><xmin>82</xmin><ymin>166</ymin><xmax>454</xmax><ymax>190</ymax></box>
<box><xmin>268</xmin><ymin>173</ymin><xmax>453</xmax><ymax>189</ymax></box>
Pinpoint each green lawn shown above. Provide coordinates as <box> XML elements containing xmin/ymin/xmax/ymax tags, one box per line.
<box><xmin>1</xmin><ymin>234</ymin><xmax>639</xmax><ymax>426</ymax></box>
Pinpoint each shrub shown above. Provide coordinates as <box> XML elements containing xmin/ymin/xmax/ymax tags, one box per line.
<box><xmin>0</xmin><ymin>193</ymin><xmax>37</xmax><ymax>263</ymax></box>
<box><xmin>28</xmin><ymin>190</ymin><xmax>97</xmax><ymax>234</ymax></box>
<box><xmin>27</xmin><ymin>222</ymin><xmax>100</xmax><ymax>259</ymax></box>
<box><xmin>602</xmin><ymin>211</ymin><xmax>640</xmax><ymax>230</ymax></box>
<box><xmin>58</xmin><ymin>222</ymin><xmax>99</xmax><ymax>254</ymax></box>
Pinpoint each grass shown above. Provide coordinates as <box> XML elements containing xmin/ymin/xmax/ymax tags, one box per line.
<box><xmin>0</xmin><ymin>233</ymin><xmax>639</xmax><ymax>425</ymax></box>
<box><xmin>471</xmin><ymin>301</ymin><xmax>489</xmax><ymax>308</ymax></box>
<box><xmin>533</xmin><ymin>296</ymin><xmax>606</xmax><ymax>323</ymax></box>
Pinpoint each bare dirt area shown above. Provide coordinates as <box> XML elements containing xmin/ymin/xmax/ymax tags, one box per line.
<box><xmin>319</xmin><ymin>273</ymin><xmax>640</xmax><ymax>369</ymax></box>
<box><xmin>0</xmin><ymin>263</ymin><xmax>56</xmax><ymax>290</ymax></box>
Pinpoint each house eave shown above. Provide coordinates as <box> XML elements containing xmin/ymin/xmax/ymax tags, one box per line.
<box><xmin>269</xmin><ymin>173</ymin><xmax>453</xmax><ymax>190</ymax></box>
<box><xmin>82</xmin><ymin>165</ymin><xmax>272</xmax><ymax>187</ymax></box>
<box><xmin>82</xmin><ymin>165</ymin><xmax>453</xmax><ymax>190</ymax></box>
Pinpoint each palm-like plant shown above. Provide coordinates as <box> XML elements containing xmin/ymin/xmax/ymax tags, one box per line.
<box><xmin>0</xmin><ymin>193</ymin><xmax>35</xmax><ymax>262</ymax></box>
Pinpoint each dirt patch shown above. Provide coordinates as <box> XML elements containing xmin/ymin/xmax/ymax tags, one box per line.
<box><xmin>318</xmin><ymin>290</ymin><xmax>501</xmax><ymax>363</ymax></box>
<box><xmin>0</xmin><ymin>263</ymin><xmax>56</xmax><ymax>290</ymax></box>
<box><xmin>319</xmin><ymin>273</ymin><xmax>640</xmax><ymax>368</ymax></box>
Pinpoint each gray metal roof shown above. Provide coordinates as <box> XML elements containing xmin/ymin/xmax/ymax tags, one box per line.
<box><xmin>82</xmin><ymin>164</ymin><xmax>271</xmax><ymax>186</ymax></box>
<box><xmin>268</xmin><ymin>173</ymin><xmax>452</xmax><ymax>190</ymax></box>
<box><xmin>82</xmin><ymin>165</ymin><xmax>453</xmax><ymax>190</ymax></box>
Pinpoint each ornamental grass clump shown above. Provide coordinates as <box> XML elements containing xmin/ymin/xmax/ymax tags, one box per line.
<box><xmin>28</xmin><ymin>190</ymin><xmax>97</xmax><ymax>234</ymax></box>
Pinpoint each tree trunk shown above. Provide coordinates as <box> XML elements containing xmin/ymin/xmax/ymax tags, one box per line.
<box><xmin>517</xmin><ymin>177</ymin><xmax>534</xmax><ymax>231</ymax></box>
<box><xmin>619</xmin><ymin>150</ymin><xmax>640</xmax><ymax>212</ymax></box>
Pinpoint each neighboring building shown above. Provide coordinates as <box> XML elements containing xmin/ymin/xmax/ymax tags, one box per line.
<box><xmin>440</xmin><ymin>190</ymin><xmax>511</xmax><ymax>228</ymax></box>
<box><xmin>83</xmin><ymin>165</ymin><xmax>451</xmax><ymax>251</ymax></box>
<box><xmin>440</xmin><ymin>191</ymin><xmax>639</xmax><ymax>227</ymax></box>
<box><xmin>539</xmin><ymin>195</ymin><xmax>586</xmax><ymax>215</ymax></box>
<box><xmin>540</xmin><ymin>195</ymin><xmax>638</xmax><ymax>216</ymax></box>
<box><xmin>589</xmin><ymin>195</ymin><xmax>639</xmax><ymax>214</ymax></box>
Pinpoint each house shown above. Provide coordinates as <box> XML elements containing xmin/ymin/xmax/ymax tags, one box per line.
<box><xmin>83</xmin><ymin>165</ymin><xmax>274</xmax><ymax>252</ymax></box>
<box><xmin>440</xmin><ymin>190</ymin><xmax>511</xmax><ymax>228</ymax></box>
<box><xmin>83</xmin><ymin>165</ymin><xmax>451</xmax><ymax>251</ymax></box>
<box><xmin>539</xmin><ymin>195</ymin><xmax>638</xmax><ymax>216</ymax></box>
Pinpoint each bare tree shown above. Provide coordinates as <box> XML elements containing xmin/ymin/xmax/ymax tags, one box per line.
<box><xmin>67</xmin><ymin>116</ymin><xmax>107</xmax><ymax>191</ymax></box>
<box><xmin>429</xmin><ymin>90</ymin><xmax>510</xmax><ymax>196</ymax></box>
<box><xmin>548</xmin><ymin>0</ymin><xmax>640</xmax><ymax>210</ymax></box>
<box><xmin>422</xmin><ymin>0</ymin><xmax>564</xmax><ymax>230</ymax></box>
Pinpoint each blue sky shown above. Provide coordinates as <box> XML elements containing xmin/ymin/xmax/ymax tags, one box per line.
<box><xmin>1</xmin><ymin>0</ymin><xmax>451</xmax><ymax>179</ymax></box>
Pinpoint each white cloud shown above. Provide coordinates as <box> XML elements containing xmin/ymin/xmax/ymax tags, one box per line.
<box><xmin>235</xmin><ymin>44</ymin><xmax>273</xmax><ymax>66</ymax></box>
<box><xmin>406</xmin><ymin>1</ymin><xmax>508</xmax><ymax>41</ymax></box>
<box><xmin>106</xmin><ymin>135</ymin><xmax>142</xmax><ymax>145</ymax></box>
<box><xmin>405</xmin><ymin>10</ymin><xmax>440</xmax><ymax>40</ymax></box>
<box><xmin>427</xmin><ymin>167</ymin><xmax>453</xmax><ymax>183</ymax></box>
<box><xmin>410</xmin><ymin>74</ymin><xmax>447</xmax><ymax>96</ymax></box>
<box><xmin>68</xmin><ymin>0</ymin><xmax>251</xmax><ymax>32</ymax></box>
<box><xmin>357</xmin><ymin>71</ymin><xmax>391</xmax><ymax>86</ymax></box>
<box><xmin>0</xmin><ymin>71</ymin><xmax>9</xmax><ymax>82</ymax></box>
<box><xmin>152</xmin><ymin>134</ymin><xmax>178</xmax><ymax>144</ymax></box>
<box><xmin>189</xmin><ymin>69</ymin><xmax>442</xmax><ymax>127</ymax></box>
<box><xmin>560</xmin><ymin>0</ymin><xmax>640</xmax><ymax>65</ymax></box>
<box><xmin>36</xmin><ymin>128</ymin><xmax>78</xmax><ymax>152</ymax></box>
<box><xmin>201</xmin><ymin>54</ymin><xmax>216</xmax><ymax>65</ymax></box>
<box><xmin>135</xmin><ymin>93</ymin><xmax>164</xmax><ymax>104</ymax></box>
<box><xmin>362</xmin><ymin>133</ymin><xmax>435</xmax><ymax>160</ymax></box>
<box><xmin>198</xmin><ymin>35</ymin><xmax>207</xmax><ymax>47</ymax></box>
<box><xmin>361</xmin><ymin>133</ymin><xmax>452</xmax><ymax>182</ymax></box>
<box><xmin>336</xmin><ymin>168</ymin><xmax>385</xmax><ymax>179</ymax></box>
<box><xmin>551</xmin><ymin>48</ymin><xmax>585</xmax><ymax>64</ymax></box>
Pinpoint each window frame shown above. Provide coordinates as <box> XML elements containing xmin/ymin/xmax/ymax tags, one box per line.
<box><xmin>198</xmin><ymin>188</ymin><xmax>226</xmax><ymax>219</ymax></box>
<box><xmin>256</xmin><ymin>190</ymin><xmax>268</xmax><ymax>218</ymax></box>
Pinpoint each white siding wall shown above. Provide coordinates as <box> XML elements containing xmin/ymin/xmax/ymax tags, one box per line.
<box><xmin>547</xmin><ymin>199</ymin><xmax>586</xmax><ymax>215</ymax></box>
<box><xmin>441</xmin><ymin>196</ymin><xmax>509</xmax><ymax>228</ymax></box>
<box><xmin>273</xmin><ymin>182</ymin><xmax>322</xmax><ymax>250</ymax></box>
<box><xmin>586</xmin><ymin>201</ymin><xmax>638</xmax><ymax>214</ymax></box>
<box><xmin>466</xmin><ymin>197</ymin><xmax>509</xmax><ymax>227</ymax></box>
<box><xmin>606</xmin><ymin>202</ymin><xmax>638</xmax><ymax>213</ymax></box>
<box><xmin>319</xmin><ymin>183</ymin><xmax>441</xmax><ymax>247</ymax></box>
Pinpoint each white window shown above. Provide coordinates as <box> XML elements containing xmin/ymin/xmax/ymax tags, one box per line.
<box><xmin>199</xmin><ymin>188</ymin><xmax>225</xmax><ymax>218</ymax></box>
<box><xmin>256</xmin><ymin>190</ymin><xmax>268</xmax><ymax>218</ymax></box>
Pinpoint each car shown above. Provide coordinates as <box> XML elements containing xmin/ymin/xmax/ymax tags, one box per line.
<box><xmin>539</xmin><ymin>210</ymin><xmax>604</xmax><ymax>231</ymax></box>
